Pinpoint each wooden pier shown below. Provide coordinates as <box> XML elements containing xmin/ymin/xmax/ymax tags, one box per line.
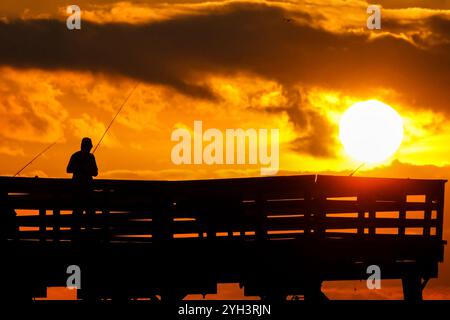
<box><xmin>0</xmin><ymin>175</ymin><xmax>446</xmax><ymax>301</ymax></box>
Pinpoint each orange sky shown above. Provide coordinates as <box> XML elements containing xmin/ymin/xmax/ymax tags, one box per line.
<box><xmin>1</xmin><ymin>0</ymin><xmax>450</xmax><ymax>300</ymax></box>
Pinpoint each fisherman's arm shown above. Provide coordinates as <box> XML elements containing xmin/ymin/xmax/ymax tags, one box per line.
<box><xmin>67</xmin><ymin>154</ymin><xmax>76</xmax><ymax>173</ymax></box>
<box><xmin>91</xmin><ymin>156</ymin><xmax>98</xmax><ymax>177</ymax></box>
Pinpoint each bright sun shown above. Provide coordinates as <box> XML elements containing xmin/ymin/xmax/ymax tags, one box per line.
<box><xmin>339</xmin><ymin>100</ymin><xmax>404</xmax><ymax>163</ymax></box>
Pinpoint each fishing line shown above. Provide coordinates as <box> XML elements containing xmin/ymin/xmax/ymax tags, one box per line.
<box><xmin>93</xmin><ymin>82</ymin><xmax>140</xmax><ymax>154</ymax></box>
<box><xmin>14</xmin><ymin>142</ymin><xmax>57</xmax><ymax>177</ymax></box>
<box><xmin>349</xmin><ymin>162</ymin><xmax>365</xmax><ymax>177</ymax></box>
<box><xmin>12</xmin><ymin>82</ymin><xmax>139</xmax><ymax>176</ymax></box>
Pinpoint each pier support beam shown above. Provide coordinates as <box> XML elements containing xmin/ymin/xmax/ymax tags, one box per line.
<box><xmin>402</xmin><ymin>276</ymin><xmax>427</xmax><ymax>301</ymax></box>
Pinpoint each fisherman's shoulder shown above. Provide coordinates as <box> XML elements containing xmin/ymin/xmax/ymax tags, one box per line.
<box><xmin>71</xmin><ymin>151</ymin><xmax>83</xmax><ymax>158</ymax></box>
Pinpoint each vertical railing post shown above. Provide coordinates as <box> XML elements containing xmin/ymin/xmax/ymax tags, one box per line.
<box><xmin>314</xmin><ymin>195</ymin><xmax>325</xmax><ymax>237</ymax></box>
<box><xmin>101</xmin><ymin>209</ymin><xmax>109</xmax><ymax>242</ymax></box>
<box><xmin>53</xmin><ymin>208</ymin><xmax>60</xmax><ymax>242</ymax></box>
<box><xmin>154</xmin><ymin>195</ymin><xmax>171</xmax><ymax>242</ymax></box>
<box><xmin>368</xmin><ymin>195</ymin><xmax>376</xmax><ymax>235</ymax></box>
<box><xmin>357</xmin><ymin>194</ymin><xmax>365</xmax><ymax>236</ymax></box>
<box><xmin>100</xmin><ymin>188</ymin><xmax>111</xmax><ymax>243</ymax></box>
<box><xmin>304</xmin><ymin>191</ymin><xmax>312</xmax><ymax>236</ymax></box>
<box><xmin>39</xmin><ymin>208</ymin><xmax>46</xmax><ymax>241</ymax></box>
<box><xmin>423</xmin><ymin>193</ymin><xmax>432</xmax><ymax>237</ymax></box>
<box><xmin>435</xmin><ymin>184</ymin><xmax>445</xmax><ymax>240</ymax></box>
<box><xmin>255</xmin><ymin>192</ymin><xmax>267</xmax><ymax>241</ymax></box>
<box><xmin>398</xmin><ymin>194</ymin><xmax>406</xmax><ymax>236</ymax></box>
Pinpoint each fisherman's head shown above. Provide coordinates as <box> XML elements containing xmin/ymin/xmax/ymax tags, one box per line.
<box><xmin>81</xmin><ymin>137</ymin><xmax>93</xmax><ymax>153</ymax></box>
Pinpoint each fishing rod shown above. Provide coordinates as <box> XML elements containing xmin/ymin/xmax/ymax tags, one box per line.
<box><xmin>349</xmin><ymin>162</ymin><xmax>365</xmax><ymax>177</ymax></box>
<box><xmin>13</xmin><ymin>142</ymin><xmax>57</xmax><ymax>177</ymax></box>
<box><xmin>13</xmin><ymin>82</ymin><xmax>139</xmax><ymax>176</ymax></box>
<box><xmin>93</xmin><ymin>82</ymin><xmax>140</xmax><ymax>154</ymax></box>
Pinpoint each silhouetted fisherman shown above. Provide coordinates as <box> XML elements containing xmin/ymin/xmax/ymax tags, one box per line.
<box><xmin>67</xmin><ymin>137</ymin><xmax>98</xmax><ymax>238</ymax></box>
<box><xmin>67</xmin><ymin>137</ymin><xmax>98</xmax><ymax>182</ymax></box>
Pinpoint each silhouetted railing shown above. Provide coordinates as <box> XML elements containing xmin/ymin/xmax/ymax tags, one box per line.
<box><xmin>1</xmin><ymin>175</ymin><xmax>445</xmax><ymax>242</ymax></box>
<box><xmin>0</xmin><ymin>175</ymin><xmax>446</xmax><ymax>301</ymax></box>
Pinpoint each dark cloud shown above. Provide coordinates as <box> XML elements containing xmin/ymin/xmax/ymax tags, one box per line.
<box><xmin>260</xmin><ymin>88</ymin><xmax>337</xmax><ymax>157</ymax></box>
<box><xmin>427</xmin><ymin>14</ymin><xmax>450</xmax><ymax>36</ymax></box>
<box><xmin>0</xmin><ymin>0</ymin><xmax>130</xmax><ymax>17</ymax></box>
<box><xmin>0</xmin><ymin>3</ymin><xmax>449</xmax><ymax>106</ymax></box>
<box><xmin>289</xmin><ymin>110</ymin><xmax>337</xmax><ymax>158</ymax></box>
<box><xmin>1</xmin><ymin>2</ymin><xmax>449</xmax><ymax>155</ymax></box>
<box><xmin>375</xmin><ymin>0</ymin><xmax>450</xmax><ymax>9</ymax></box>
<box><xmin>381</xmin><ymin>14</ymin><xmax>450</xmax><ymax>48</ymax></box>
